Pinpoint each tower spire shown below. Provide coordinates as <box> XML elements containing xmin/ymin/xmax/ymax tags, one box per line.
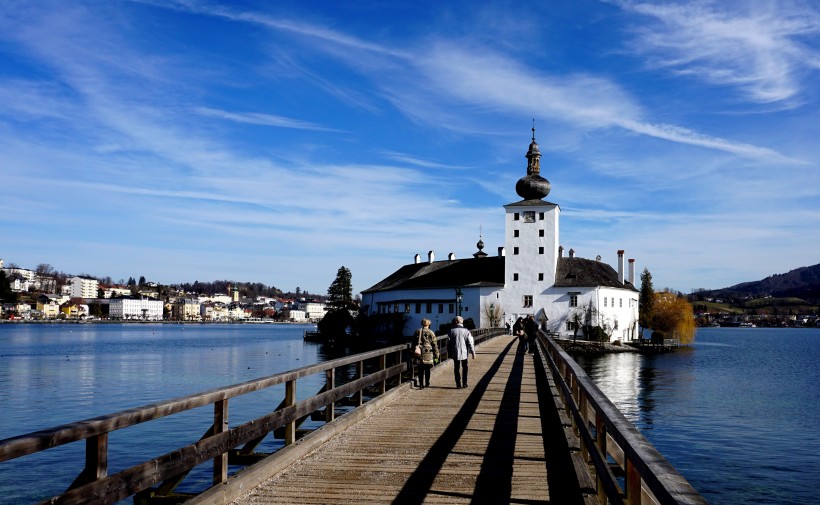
<box><xmin>515</xmin><ymin>125</ymin><xmax>551</xmax><ymax>200</ymax></box>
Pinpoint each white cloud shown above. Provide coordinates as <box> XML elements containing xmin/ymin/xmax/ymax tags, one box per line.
<box><xmin>613</xmin><ymin>0</ymin><xmax>820</xmax><ymax>104</ymax></box>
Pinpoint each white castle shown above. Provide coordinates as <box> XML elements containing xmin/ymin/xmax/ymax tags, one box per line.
<box><xmin>361</xmin><ymin>128</ymin><xmax>639</xmax><ymax>342</ymax></box>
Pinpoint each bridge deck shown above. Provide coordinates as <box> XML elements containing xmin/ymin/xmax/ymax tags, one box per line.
<box><xmin>230</xmin><ymin>334</ymin><xmax>584</xmax><ymax>505</ymax></box>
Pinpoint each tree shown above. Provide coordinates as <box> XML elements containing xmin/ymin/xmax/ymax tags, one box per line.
<box><xmin>651</xmin><ymin>291</ymin><xmax>696</xmax><ymax>344</ymax></box>
<box><xmin>639</xmin><ymin>268</ymin><xmax>655</xmax><ymax>337</ymax></box>
<box><xmin>138</xmin><ymin>276</ymin><xmax>146</xmax><ymax>286</ymax></box>
<box><xmin>0</xmin><ymin>271</ymin><xmax>17</xmax><ymax>304</ymax></box>
<box><xmin>327</xmin><ymin>266</ymin><xmax>354</xmax><ymax>310</ymax></box>
<box><xmin>482</xmin><ymin>301</ymin><xmax>503</xmax><ymax>328</ymax></box>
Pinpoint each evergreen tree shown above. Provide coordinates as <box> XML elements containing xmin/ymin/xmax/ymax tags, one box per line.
<box><xmin>639</xmin><ymin>268</ymin><xmax>654</xmax><ymax>337</ymax></box>
<box><xmin>327</xmin><ymin>266</ymin><xmax>353</xmax><ymax>310</ymax></box>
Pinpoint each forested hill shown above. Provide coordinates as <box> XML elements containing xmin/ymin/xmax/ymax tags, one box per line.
<box><xmin>701</xmin><ymin>263</ymin><xmax>820</xmax><ymax>302</ymax></box>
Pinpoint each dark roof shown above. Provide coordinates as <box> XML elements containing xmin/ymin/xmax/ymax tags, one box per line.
<box><xmin>554</xmin><ymin>256</ymin><xmax>638</xmax><ymax>291</ymax></box>
<box><xmin>362</xmin><ymin>256</ymin><xmax>505</xmax><ymax>293</ymax></box>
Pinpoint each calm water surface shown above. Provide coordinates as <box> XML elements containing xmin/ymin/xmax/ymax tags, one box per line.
<box><xmin>0</xmin><ymin>322</ymin><xmax>349</xmax><ymax>504</ymax></box>
<box><xmin>574</xmin><ymin>327</ymin><xmax>819</xmax><ymax>505</ymax></box>
<box><xmin>2</xmin><ymin>325</ymin><xmax>818</xmax><ymax>504</ymax></box>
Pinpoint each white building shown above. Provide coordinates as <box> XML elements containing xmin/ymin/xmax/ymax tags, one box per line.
<box><xmin>70</xmin><ymin>276</ymin><xmax>99</xmax><ymax>299</ymax></box>
<box><xmin>303</xmin><ymin>301</ymin><xmax>328</xmax><ymax>321</ymax></box>
<box><xmin>361</xmin><ymin>129</ymin><xmax>639</xmax><ymax>342</ymax></box>
<box><xmin>109</xmin><ymin>298</ymin><xmax>164</xmax><ymax>320</ymax></box>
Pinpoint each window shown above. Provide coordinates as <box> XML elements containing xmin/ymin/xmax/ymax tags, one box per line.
<box><xmin>438</xmin><ymin>303</ymin><xmax>444</xmax><ymax>314</ymax></box>
<box><xmin>619</xmin><ymin>299</ymin><xmax>622</xmax><ymax>308</ymax></box>
<box><xmin>514</xmin><ymin>212</ymin><xmax>520</xmax><ymax>221</ymax></box>
<box><xmin>538</xmin><ymin>273</ymin><xmax>544</xmax><ymax>281</ymax></box>
<box><xmin>415</xmin><ymin>303</ymin><xmax>421</xmax><ymax>314</ymax></box>
<box><xmin>524</xmin><ymin>211</ymin><xmax>536</xmax><ymax>222</ymax></box>
<box><xmin>539</xmin><ymin>212</ymin><xmax>545</xmax><ymax>220</ymax></box>
<box><xmin>448</xmin><ymin>304</ymin><xmax>454</xmax><ymax>314</ymax></box>
<box><xmin>513</xmin><ymin>273</ymin><xmax>519</xmax><ymax>281</ymax></box>
<box><xmin>405</xmin><ymin>304</ymin><xmax>411</xmax><ymax>313</ymax></box>
<box><xmin>569</xmin><ymin>293</ymin><xmax>578</xmax><ymax>307</ymax></box>
<box><xmin>427</xmin><ymin>302</ymin><xmax>433</xmax><ymax>312</ymax></box>
<box><xmin>513</xmin><ymin>247</ymin><xmax>519</xmax><ymax>255</ymax></box>
<box><xmin>604</xmin><ymin>298</ymin><xmax>608</xmax><ymax>307</ymax></box>
<box><xmin>514</xmin><ymin>230</ymin><xmax>519</xmax><ymax>237</ymax></box>
<box><xmin>538</xmin><ymin>246</ymin><xmax>544</xmax><ymax>254</ymax></box>
<box><xmin>539</xmin><ymin>229</ymin><xmax>544</xmax><ymax>237</ymax></box>
<box><xmin>523</xmin><ymin>295</ymin><xmax>533</xmax><ymax>308</ymax></box>
<box><xmin>612</xmin><ymin>297</ymin><xmax>615</xmax><ymax>307</ymax></box>
<box><xmin>566</xmin><ymin>321</ymin><xmax>576</xmax><ymax>331</ymax></box>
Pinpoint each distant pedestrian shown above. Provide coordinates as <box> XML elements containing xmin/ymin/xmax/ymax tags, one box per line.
<box><xmin>513</xmin><ymin>316</ymin><xmax>526</xmax><ymax>352</ymax></box>
<box><xmin>414</xmin><ymin>318</ymin><xmax>439</xmax><ymax>389</ymax></box>
<box><xmin>505</xmin><ymin>321</ymin><xmax>511</xmax><ymax>335</ymax></box>
<box><xmin>524</xmin><ymin>314</ymin><xmax>538</xmax><ymax>355</ymax></box>
<box><xmin>447</xmin><ymin>316</ymin><xmax>475</xmax><ymax>388</ymax></box>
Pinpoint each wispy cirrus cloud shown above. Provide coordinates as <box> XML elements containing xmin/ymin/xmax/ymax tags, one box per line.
<box><xmin>612</xmin><ymin>0</ymin><xmax>820</xmax><ymax>105</ymax></box>
<box><xmin>194</xmin><ymin>106</ymin><xmax>340</xmax><ymax>131</ymax></box>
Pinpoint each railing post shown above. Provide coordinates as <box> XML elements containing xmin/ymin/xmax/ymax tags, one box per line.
<box><xmin>579</xmin><ymin>391</ymin><xmax>589</xmax><ymax>462</ymax></box>
<box><xmin>325</xmin><ymin>368</ymin><xmax>335</xmax><ymax>422</ymax></box>
<box><xmin>213</xmin><ymin>399</ymin><xmax>228</xmax><ymax>484</ymax></box>
<box><xmin>285</xmin><ymin>379</ymin><xmax>296</xmax><ymax>446</ymax></box>
<box><xmin>379</xmin><ymin>354</ymin><xmax>387</xmax><ymax>394</ymax></box>
<box><xmin>356</xmin><ymin>361</ymin><xmax>364</xmax><ymax>406</ymax></box>
<box><xmin>596</xmin><ymin>412</ymin><xmax>608</xmax><ymax>505</ymax></box>
<box><xmin>626</xmin><ymin>458</ymin><xmax>642</xmax><ymax>505</ymax></box>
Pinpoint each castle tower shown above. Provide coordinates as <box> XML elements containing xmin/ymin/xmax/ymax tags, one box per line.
<box><xmin>503</xmin><ymin>126</ymin><xmax>560</xmax><ymax>313</ymax></box>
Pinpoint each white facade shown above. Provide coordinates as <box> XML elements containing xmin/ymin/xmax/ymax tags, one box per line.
<box><xmin>303</xmin><ymin>301</ymin><xmax>328</xmax><ymax>321</ymax></box>
<box><xmin>70</xmin><ymin>276</ymin><xmax>99</xmax><ymax>299</ymax></box>
<box><xmin>109</xmin><ymin>298</ymin><xmax>164</xmax><ymax>320</ymax></box>
<box><xmin>361</xmin><ymin>131</ymin><xmax>640</xmax><ymax>342</ymax></box>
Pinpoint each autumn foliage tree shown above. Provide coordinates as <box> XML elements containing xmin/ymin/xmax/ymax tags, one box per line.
<box><xmin>651</xmin><ymin>291</ymin><xmax>696</xmax><ymax>344</ymax></box>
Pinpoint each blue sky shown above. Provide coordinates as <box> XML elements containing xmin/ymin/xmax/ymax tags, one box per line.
<box><xmin>1</xmin><ymin>1</ymin><xmax>818</xmax><ymax>296</ymax></box>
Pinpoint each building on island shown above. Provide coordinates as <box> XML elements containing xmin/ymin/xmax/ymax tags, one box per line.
<box><xmin>360</xmin><ymin>129</ymin><xmax>639</xmax><ymax>342</ymax></box>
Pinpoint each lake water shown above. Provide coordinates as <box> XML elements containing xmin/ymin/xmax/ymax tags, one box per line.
<box><xmin>1</xmin><ymin>324</ymin><xmax>817</xmax><ymax>504</ymax></box>
<box><xmin>0</xmin><ymin>322</ymin><xmax>347</xmax><ymax>504</ymax></box>
<box><xmin>574</xmin><ymin>327</ymin><xmax>819</xmax><ymax>505</ymax></box>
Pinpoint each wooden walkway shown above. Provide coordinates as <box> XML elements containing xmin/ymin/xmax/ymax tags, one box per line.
<box><xmin>228</xmin><ymin>334</ymin><xmax>585</xmax><ymax>505</ymax></box>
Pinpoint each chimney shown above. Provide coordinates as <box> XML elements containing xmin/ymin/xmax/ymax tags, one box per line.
<box><xmin>414</xmin><ymin>254</ymin><xmax>421</xmax><ymax>264</ymax></box>
<box><xmin>569</xmin><ymin>248</ymin><xmax>575</xmax><ymax>258</ymax></box>
<box><xmin>448</xmin><ymin>252</ymin><xmax>456</xmax><ymax>260</ymax></box>
<box><xmin>629</xmin><ymin>259</ymin><xmax>635</xmax><ymax>285</ymax></box>
<box><xmin>618</xmin><ymin>250</ymin><xmax>625</xmax><ymax>285</ymax></box>
<box><xmin>428</xmin><ymin>250</ymin><xmax>435</xmax><ymax>263</ymax></box>
<box><xmin>559</xmin><ymin>245</ymin><xmax>564</xmax><ymax>257</ymax></box>
<box><xmin>498</xmin><ymin>246</ymin><xmax>505</xmax><ymax>257</ymax></box>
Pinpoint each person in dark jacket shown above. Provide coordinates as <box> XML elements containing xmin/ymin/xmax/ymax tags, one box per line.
<box><xmin>513</xmin><ymin>316</ymin><xmax>527</xmax><ymax>352</ymax></box>
<box><xmin>524</xmin><ymin>314</ymin><xmax>538</xmax><ymax>355</ymax></box>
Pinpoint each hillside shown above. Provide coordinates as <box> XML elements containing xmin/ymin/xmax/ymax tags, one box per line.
<box><xmin>695</xmin><ymin>263</ymin><xmax>820</xmax><ymax>300</ymax></box>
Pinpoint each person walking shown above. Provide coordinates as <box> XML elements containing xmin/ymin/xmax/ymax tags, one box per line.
<box><xmin>414</xmin><ymin>318</ymin><xmax>439</xmax><ymax>389</ymax></box>
<box><xmin>513</xmin><ymin>316</ymin><xmax>527</xmax><ymax>352</ymax></box>
<box><xmin>447</xmin><ymin>316</ymin><xmax>475</xmax><ymax>388</ymax></box>
<box><xmin>524</xmin><ymin>314</ymin><xmax>538</xmax><ymax>355</ymax></box>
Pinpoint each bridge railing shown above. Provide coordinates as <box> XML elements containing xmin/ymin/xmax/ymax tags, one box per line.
<box><xmin>536</xmin><ymin>331</ymin><xmax>707</xmax><ymax>505</ymax></box>
<box><xmin>0</xmin><ymin>343</ymin><xmax>412</xmax><ymax>504</ymax></box>
<box><xmin>0</xmin><ymin>328</ymin><xmax>509</xmax><ymax>505</ymax></box>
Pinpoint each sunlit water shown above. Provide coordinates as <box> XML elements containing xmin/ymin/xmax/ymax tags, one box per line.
<box><xmin>574</xmin><ymin>327</ymin><xmax>819</xmax><ymax>505</ymax></box>
<box><xmin>0</xmin><ymin>322</ymin><xmax>355</xmax><ymax>504</ymax></box>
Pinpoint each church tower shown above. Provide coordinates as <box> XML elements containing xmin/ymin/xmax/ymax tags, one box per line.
<box><xmin>503</xmin><ymin>126</ymin><xmax>560</xmax><ymax>315</ymax></box>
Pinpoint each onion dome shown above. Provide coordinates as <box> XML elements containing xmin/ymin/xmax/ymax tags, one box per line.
<box><xmin>473</xmin><ymin>232</ymin><xmax>488</xmax><ymax>258</ymax></box>
<box><xmin>515</xmin><ymin>124</ymin><xmax>551</xmax><ymax>200</ymax></box>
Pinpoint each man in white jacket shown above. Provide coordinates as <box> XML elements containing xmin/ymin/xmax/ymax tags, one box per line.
<box><xmin>447</xmin><ymin>316</ymin><xmax>475</xmax><ymax>388</ymax></box>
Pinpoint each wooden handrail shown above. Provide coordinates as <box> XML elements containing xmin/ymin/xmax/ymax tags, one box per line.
<box><xmin>0</xmin><ymin>341</ymin><xmax>410</xmax><ymax>504</ymax></box>
<box><xmin>535</xmin><ymin>331</ymin><xmax>707</xmax><ymax>505</ymax></box>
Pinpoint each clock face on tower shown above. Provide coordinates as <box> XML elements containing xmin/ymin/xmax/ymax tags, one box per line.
<box><xmin>523</xmin><ymin>211</ymin><xmax>536</xmax><ymax>223</ymax></box>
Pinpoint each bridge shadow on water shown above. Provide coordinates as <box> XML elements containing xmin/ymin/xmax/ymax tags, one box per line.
<box><xmin>391</xmin><ymin>339</ymin><xmax>585</xmax><ymax>505</ymax></box>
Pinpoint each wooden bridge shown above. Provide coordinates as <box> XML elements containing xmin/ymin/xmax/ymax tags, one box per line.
<box><xmin>0</xmin><ymin>330</ymin><xmax>706</xmax><ymax>505</ymax></box>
